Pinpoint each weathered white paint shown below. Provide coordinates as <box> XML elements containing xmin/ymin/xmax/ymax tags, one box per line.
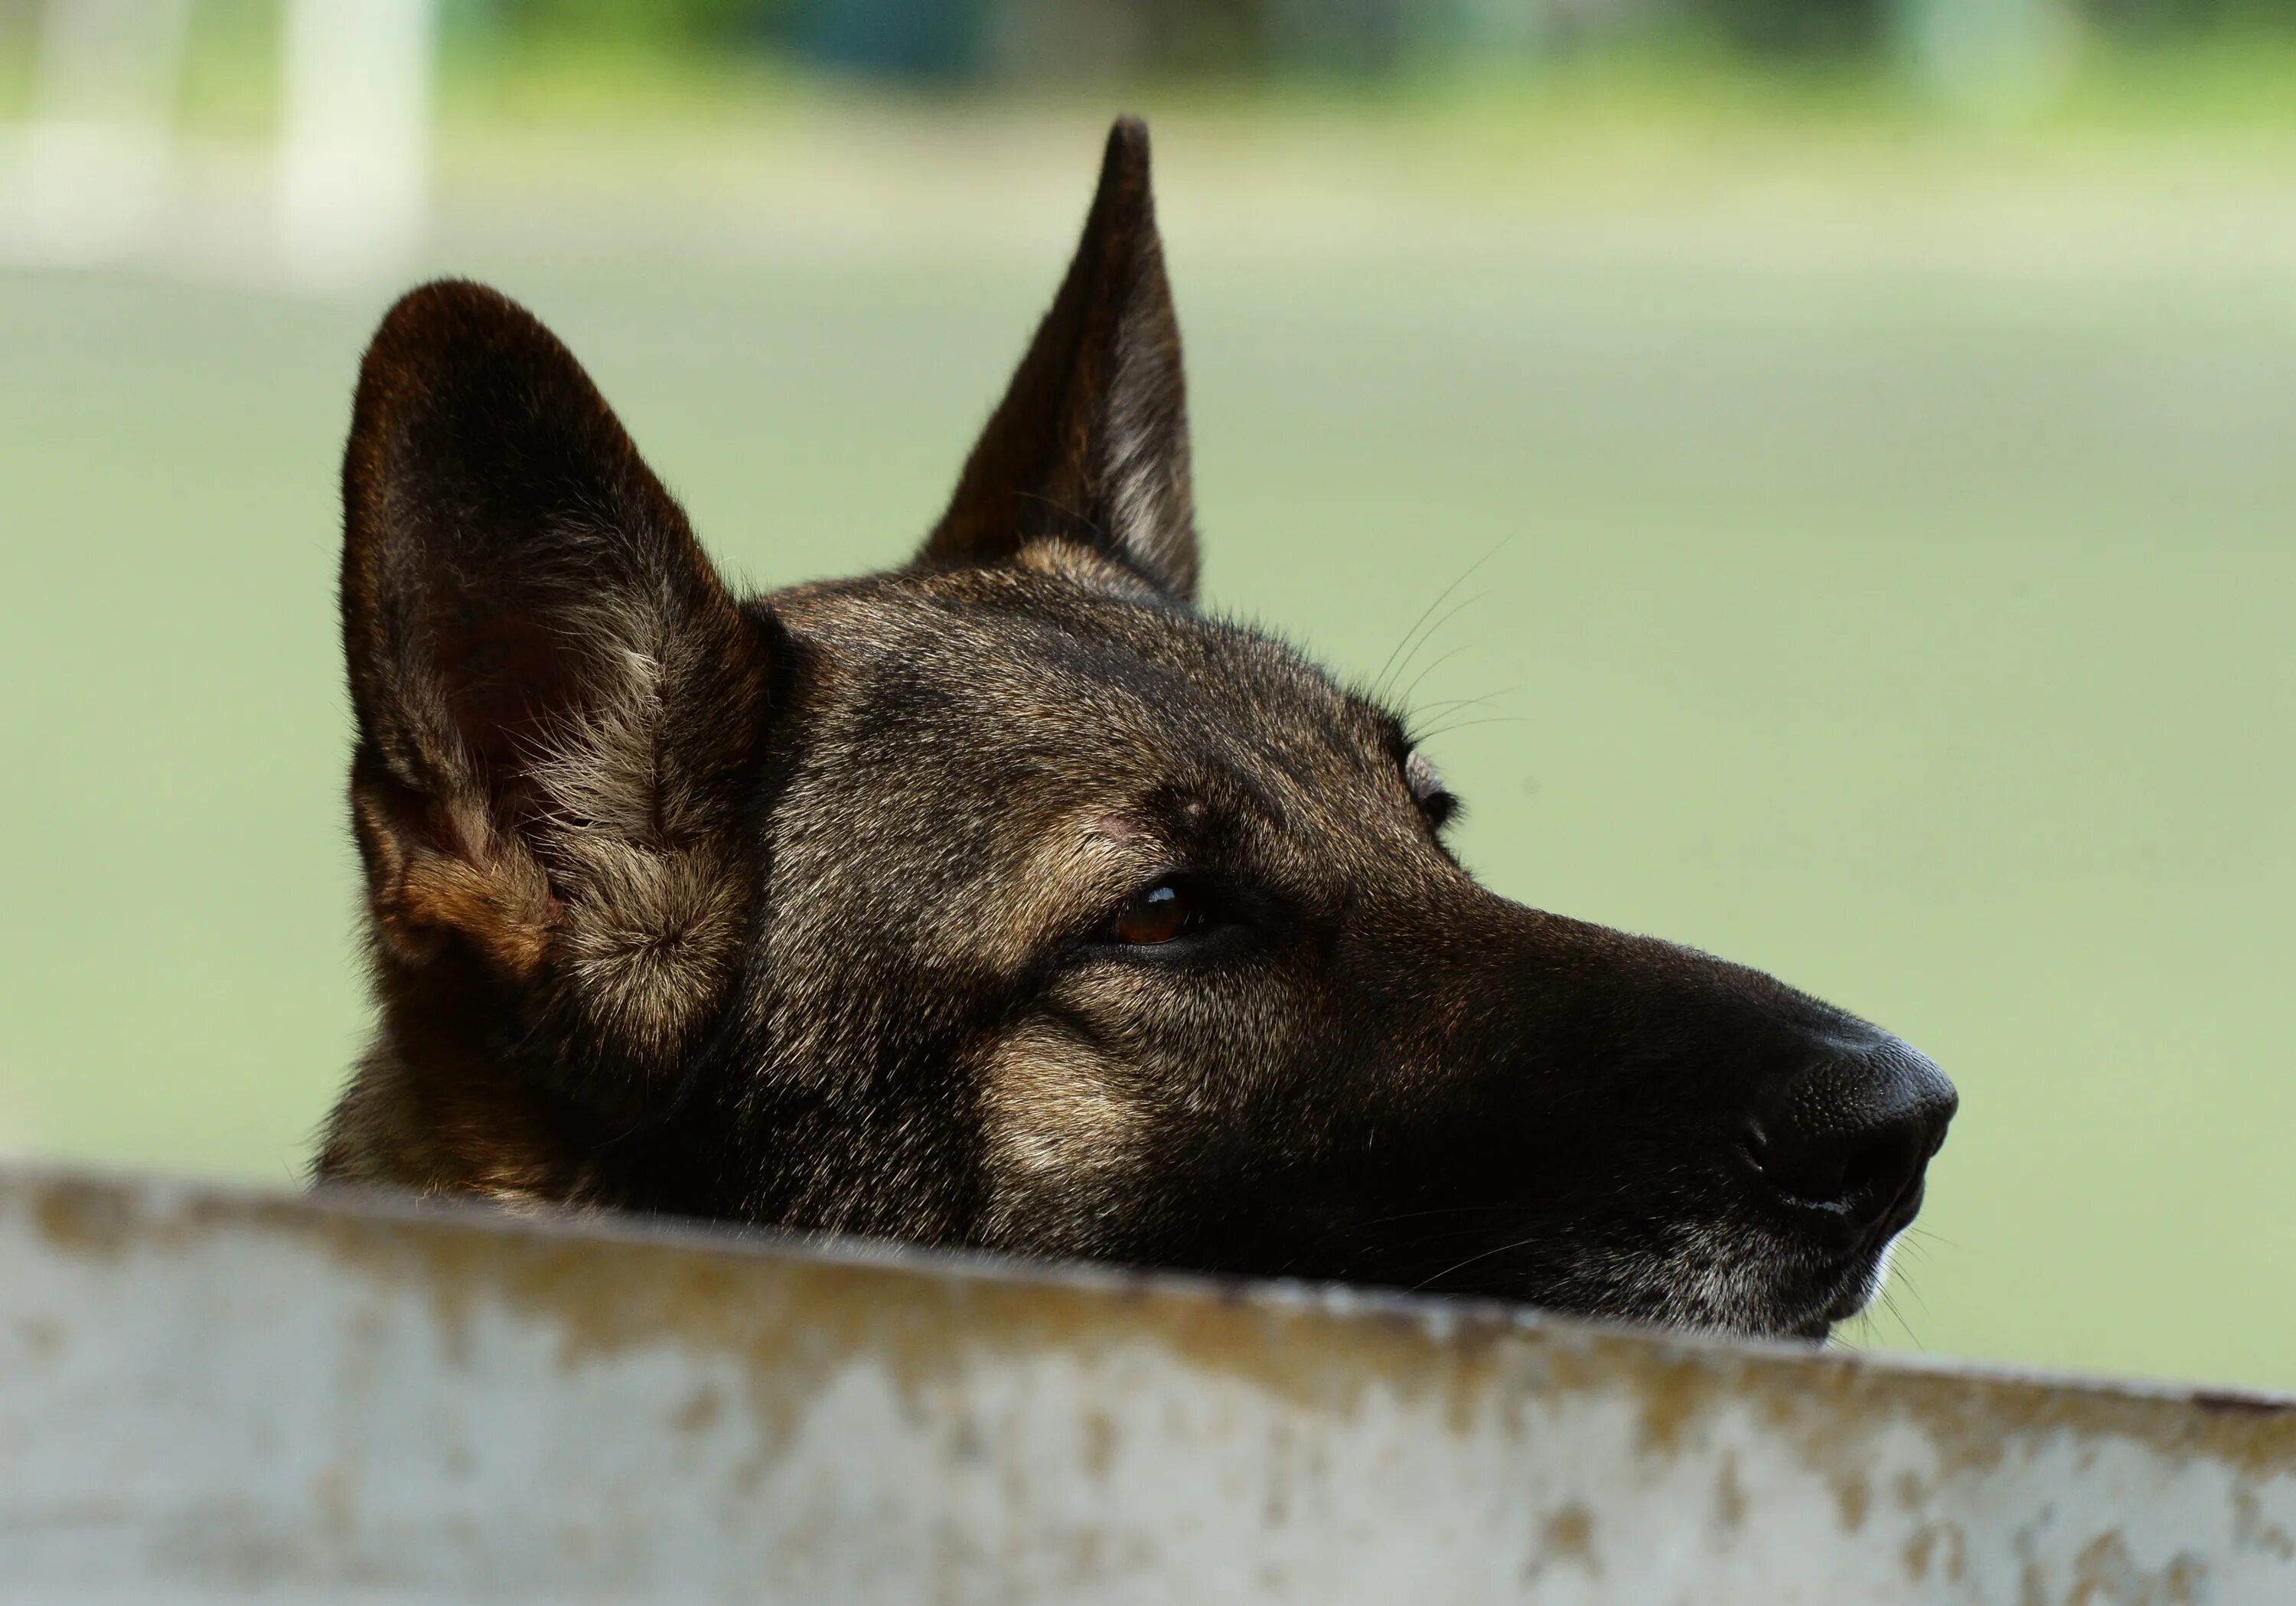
<box><xmin>2</xmin><ymin>1167</ymin><xmax>2291</xmax><ymax>1604</ymax></box>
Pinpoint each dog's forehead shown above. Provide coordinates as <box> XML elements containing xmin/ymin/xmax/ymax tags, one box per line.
<box><xmin>771</xmin><ymin>567</ymin><xmax>1397</xmax><ymax>782</ymax></box>
<box><xmin>757</xmin><ymin>566</ymin><xmax>1440</xmax><ymax>950</ymax></box>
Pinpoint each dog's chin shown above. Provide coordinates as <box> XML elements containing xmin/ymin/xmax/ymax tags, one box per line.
<box><xmin>1770</xmin><ymin>1237</ymin><xmax>1902</xmax><ymax>1346</ymax></box>
<box><xmin>1384</xmin><ymin>1216</ymin><xmax>1906</xmax><ymax>1344</ymax></box>
<box><xmin>1698</xmin><ymin>1280</ymin><xmax>1865</xmax><ymax>1346</ymax></box>
<box><xmin>1576</xmin><ymin>1227</ymin><xmax>1903</xmax><ymax>1346</ymax></box>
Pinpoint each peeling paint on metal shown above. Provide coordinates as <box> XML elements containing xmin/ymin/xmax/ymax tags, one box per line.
<box><xmin>2</xmin><ymin>1167</ymin><xmax>2293</xmax><ymax>1604</ymax></box>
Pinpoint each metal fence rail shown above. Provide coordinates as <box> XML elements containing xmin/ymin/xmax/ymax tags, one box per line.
<box><xmin>2</xmin><ymin>1167</ymin><xmax>2291</xmax><ymax>1603</ymax></box>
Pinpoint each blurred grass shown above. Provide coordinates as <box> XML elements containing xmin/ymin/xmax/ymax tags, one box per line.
<box><xmin>3</xmin><ymin>63</ymin><xmax>2295</xmax><ymax>1391</ymax></box>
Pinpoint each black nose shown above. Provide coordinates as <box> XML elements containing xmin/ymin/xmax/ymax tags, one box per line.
<box><xmin>1743</xmin><ymin>1037</ymin><xmax>1956</xmax><ymax>1239</ymax></box>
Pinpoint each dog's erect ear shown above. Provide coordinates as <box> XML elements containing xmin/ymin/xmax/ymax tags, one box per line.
<box><xmin>918</xmin><ymin>116</ymin><xmax>1199</xmax><ymax>602</ymax></box>
<box><xmin>341</xmin><ymin>279</ymin><xmax>769</xmax><ymax>1113</ymax></box>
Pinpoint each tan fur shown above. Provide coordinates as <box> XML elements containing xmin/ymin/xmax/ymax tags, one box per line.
<box><xmin>353</xmin><ymin>765</ymin><xmax>554</xmax><ymax>979</ymax></box>
<box><xmin>523</xmin><ymin>594</ymin><xmax>753</xmax><ymax>1062</ymax></box>
<box><xmin>318</xmin><ymin>1044</ymin><xmax>579</xmax><ymax>1210</ymax></box>
<box><xmin>977</xmin><ymin>1023</ymin><xmax>1149</xmax><ymax>1249</ymax></box>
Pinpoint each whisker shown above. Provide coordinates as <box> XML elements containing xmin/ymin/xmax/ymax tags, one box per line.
<box><xmin>1267</xmin><ymin>1203</ymin><xmax>1524</xmax><ymax>1278</ymax></box>
<box><xmin>1369</xmin><ymin>534</ymin><xmax>1515</xmax><ymax>703</ymax></box>
<box><xmin>1394</xmin><ymin>641</ymin><xmax>1476</xmax><ymax>716</ymax></box>
<box><xmin>1407</xmin><ymin>1232</ymin><xmax>1540</xmax><ymax>1294</ymax></box>
<box><xmin>1412</xmin><ymin>715</ymin><xmax>1539</xmax><ymax>745</ymax></box>
<box><xmin>1895</xmin><ymin>1268</ymin><xmax>1932</xmax><ymax>1318</ymax></box>
<box><xmin>1410</xmin><ymin>683</ymin><xmax>1525</xmax><ymax>723</ymax></box>
<box><xmin>1011</xmin><ymin>488</ymin><xmax>1109</xmax><ymax>545</ymax></box>
<box><xmin>1880</xmin><ymin>1285</ymin><xmax>1923</xmax><ymax>1350</ymax></box>
<box><xmin>1385</xmin><ymin>592</ymin><xmax>1489</xmax><ymax>707</ymax></box>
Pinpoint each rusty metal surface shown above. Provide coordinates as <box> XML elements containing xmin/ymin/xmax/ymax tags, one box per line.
<box><xmin>2</xmin><ymin>1167</ymin><xmax>2292</xmax><ymax>1604</ymax></box>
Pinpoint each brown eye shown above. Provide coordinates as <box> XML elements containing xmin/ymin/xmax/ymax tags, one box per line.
<box><xmin>1111</xmin><ymin>880</ymin><xmax>1196</xmax><ymax>945</ymax></box>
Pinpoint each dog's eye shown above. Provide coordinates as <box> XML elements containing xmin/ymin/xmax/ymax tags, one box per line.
<box><xmin>1109</xmin><ymin>878</ymin><xmax>1202</xmax><ymax>945</ymax></box>
<box><xmin>1404</xmin><ymin>749</ymin><xmax>1459</xmax><ymax>828</ymax></box>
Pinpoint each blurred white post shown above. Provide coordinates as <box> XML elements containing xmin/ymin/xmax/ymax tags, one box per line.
<box><xmin>19</xmin><ymin>0</ymin><xmax>194</xmax><ymax>261</ymax></box>
<box><xmin>277</xmin><ymin>0</ymin><xmax>439</xmax><ymax>289</ymax></box>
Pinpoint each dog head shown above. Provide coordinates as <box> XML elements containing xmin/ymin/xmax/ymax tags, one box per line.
<box><xmin>325</xmin><ymin>119</ymin><xmax>1953</xmax><ymax>1340</ymax></box>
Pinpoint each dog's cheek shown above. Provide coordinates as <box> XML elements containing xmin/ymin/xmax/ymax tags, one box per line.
<box><xmin>971</xmin><ymin>1023</ymin><xmax>1157</xmax><ymax>1258</ymax></box>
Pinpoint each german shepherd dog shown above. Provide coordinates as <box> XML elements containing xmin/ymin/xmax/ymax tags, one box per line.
<box><xmin>318</xmin><ymin>119</ymin><xmax>1954</xmax><ymax>1340</ymax></box>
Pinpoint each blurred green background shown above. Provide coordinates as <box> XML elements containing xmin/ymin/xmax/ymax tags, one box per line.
<box><xmin>3</xmin><ymin>0</ymin><xmax>2294</xmax><ymax>1390</ymax></box>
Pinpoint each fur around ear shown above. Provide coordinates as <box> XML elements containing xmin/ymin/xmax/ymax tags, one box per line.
<box><xmin>918</xmin><ymin>116</ymin><xmax>1199</xmax><ymax>602</ymax></box>
<box><xmin>341</xmin><ymin>279</ymin><xmax>769</xmax><ymax>1114</ymax></box>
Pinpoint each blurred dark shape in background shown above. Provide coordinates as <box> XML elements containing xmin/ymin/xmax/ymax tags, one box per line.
<box><xmin>461</xmin><ymin>0</ymin><xmax>2296</xmax><ymax>80</ymax></box>
<box><xmin>463</xmin><ymin>0</ymin><xmax>1558</xmax><ymax>80</ymax></box>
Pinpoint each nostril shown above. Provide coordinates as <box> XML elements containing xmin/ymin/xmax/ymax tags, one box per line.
<box><xmin>1743</xmin><ymin>1116</ymin><xmax>1867</xmax><ymax>1210</ymax></box>
<box><xmin>1835</xmin><ymin>1128</ymin><xmax>1920</xmax><ymax>1213</ymax></box>
<box><xmin>1756</xmin><ymin>1133</ymin><xmax>1852</xmax><ymax>1211</ymax></box>
<box><xmin>1746</xmin><ymin>1047</ymin><xmax>1952</xmax><ymax>1230</ymax></box>
<box><xmin>1738</xmin><ymin>1118</ymin><xmax>1771</xmax><ymax>1172</ymax></box>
